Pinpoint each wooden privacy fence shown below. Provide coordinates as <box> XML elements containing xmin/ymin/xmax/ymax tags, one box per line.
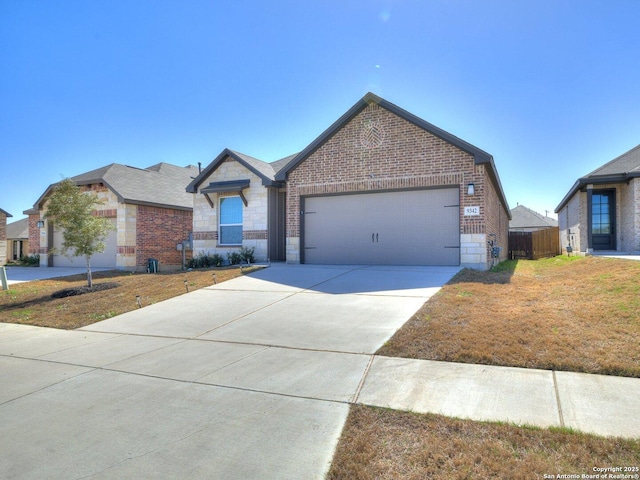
<box><xmin>508</xmin><ymin>227</ymin><xmax>560</xmax><ymax>260</ymax></box>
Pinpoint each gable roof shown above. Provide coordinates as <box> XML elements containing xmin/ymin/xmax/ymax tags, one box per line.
<box><xmin>555</xmin><ymin>143</ymin><xmax>640</xmax><ymax>212</ymax></box>
<box><xmin>274</xmin><ymin>92</ymin><xmax>510</xmax><ymax>214</ymax></box>
<box><xmin>509</xmin><ymin>205</ymin><xmax>557</xmax><ymax>230</ymax></box>
<box><xmin>186</xmin><ymin>148</ymin><xmax>292</xmax><ymax>193</ymax></box>
<box><xmin>7</xmin><ymin>218</ymin><xmax>29</xmax><ymax>239</ymax></box>
<box><xmin>0</xmin><ymin>208</ymin><xmax>11</xmax><ymax>217</ymax></box>
<box><xmin>34</xmin><ymin>162</ymin><xmax>199</xmax><ymax>211</ymax></box>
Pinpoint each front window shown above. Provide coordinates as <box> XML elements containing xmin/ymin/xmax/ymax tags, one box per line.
<box><xmin>592</xmin><ymin>193</ymin><xmax>610</xmax><ymax>234</ymax></box>
<box><xmin>219</xmin><ymin>196</ymin><xmax>243</xmax><ymax>245</ymax></box>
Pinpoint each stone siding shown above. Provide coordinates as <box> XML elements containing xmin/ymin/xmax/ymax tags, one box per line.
<box><xmin>192</xmin><ymin>157</ymin><xmax>270</xmax><ymax>262</ymax></box>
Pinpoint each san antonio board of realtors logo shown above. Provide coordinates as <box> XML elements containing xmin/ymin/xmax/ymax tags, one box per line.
<box><xmin>360</xmin><ymin>121</ymin><xmax>385</xmax><ymax>149</ymax></box>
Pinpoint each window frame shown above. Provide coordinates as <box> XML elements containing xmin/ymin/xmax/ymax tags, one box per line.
<box><xmin>219</xmin><ymin>195</ymin><xmax>243</xmax><ymax>246</ymax></box>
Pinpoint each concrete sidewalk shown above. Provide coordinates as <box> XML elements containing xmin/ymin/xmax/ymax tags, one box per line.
<box><xmin>4</xmin><ymin>266</ymin><xmax>113</xmax><ymax>284</ymax></box>
<box><xmin>1</xmin><ymin>264</ymin><xmax>639</xmax><ymax>479</ymax></box>
<box><xmin>357</xmin><ymin>356</ymin><xmax>640</xmax><ymax>438</ymax></box>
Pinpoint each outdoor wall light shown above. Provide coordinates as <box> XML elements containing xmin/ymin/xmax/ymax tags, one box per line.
<box><xmin>36</xmin><ymin>221</ymin><xmax>45</xmax><ymax>228</ymax></box>
<box><xmin>467</xmin><ymin>183</ymin><xmax>475</xmax><ymax>195</ymax></box>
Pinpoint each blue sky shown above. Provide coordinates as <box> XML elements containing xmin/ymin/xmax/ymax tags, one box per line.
<box><xmin>2</xmin><ymin>0</ymin><xmax>639</xmax><ymax>222</ymax></box>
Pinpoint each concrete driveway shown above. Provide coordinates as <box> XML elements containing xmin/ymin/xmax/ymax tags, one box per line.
<box><xmin>0</xmin><ymin>264</ymin><xmax>459</xmax><ymax>479</ymax></box>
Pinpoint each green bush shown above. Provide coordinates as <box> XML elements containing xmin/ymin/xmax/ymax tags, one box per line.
<box><xmin>239</xmin><ymin>246</ymin><xmax>255</xmax><ymax>264</ymax></box>
<box><xmin>227</xmin><ymin>251</ymin><xmax>243</xmax><ymax>265</ymax></box>
<box><xmin>20</xmin><ymin>254</ymin><xmax>40</xmax><ymax>266</ymax></box>
<box><xmin>187</xmin><ymin>252</ymin><xmax>224</xmax><ymax>269</ymax></box>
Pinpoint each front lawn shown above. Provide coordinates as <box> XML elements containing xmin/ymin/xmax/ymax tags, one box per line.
<box><xmin>0</xmin><ymin>266</ymin><xmax>258</xmax><ymax>329</ymax></box>
<box><xmin>329</xmin><ymin>405</ymin><xmax>640</xmax><ymax>480</ymax></box>
<box><xmin>377</xmin><ymin>256</ymin><xmax>640</xmax><ymax>377</ymax></box>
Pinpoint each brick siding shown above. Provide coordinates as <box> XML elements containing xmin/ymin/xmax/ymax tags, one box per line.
<box><xmin>285</xmin><ymin>103</ymin><xmax>508</xmax><ymax>268</ymax></box>
<box><xmin>136</xmin><ymin>206</ymin><xmax>193</xmax><ymax>269</ymax></box>
<box><xmin>28</xmin><ymin>214</ymin><xmax>40</xmax><ymax>255</ymax></box>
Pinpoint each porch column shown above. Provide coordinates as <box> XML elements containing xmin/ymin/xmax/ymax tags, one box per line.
<box><xmin>586</xmin><ymin>184</ymin><xmax>593</xmax><ymax>253</ymax></box>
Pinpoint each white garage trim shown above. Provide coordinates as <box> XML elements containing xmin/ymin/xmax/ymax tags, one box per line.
<box><xmin>301</xmin><ymin>188</ymin><xmax>460</xmax><ymax>266</ymax></box>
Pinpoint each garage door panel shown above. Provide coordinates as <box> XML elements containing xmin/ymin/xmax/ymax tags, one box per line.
<box><xmin>303</xmin><ymin>188</ymin><xmax>460</xmax><ymax>266</ymax></box>
<box><xmin>52</xmin><ymin>219</ymin><xmax>117</xmax><ymax>268</ymax></box>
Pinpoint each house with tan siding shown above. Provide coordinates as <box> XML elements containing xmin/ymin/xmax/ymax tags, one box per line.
<box><xmin>28</xmin><ymin>162</ymin><xmax>198</xmax><ymax>271</ymax></box>
<box><xmin>556</xmin><ymin>144</ymin><xmax>640</xmax><ymax>255</ymax></box>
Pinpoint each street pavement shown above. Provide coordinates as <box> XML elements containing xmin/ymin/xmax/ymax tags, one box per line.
<box><xmin>1</xmin><ymin>264</ymin><xmax>638</xmax><ymax>479</ymax></box>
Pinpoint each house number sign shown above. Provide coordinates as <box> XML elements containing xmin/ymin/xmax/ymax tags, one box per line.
<box><xmin>464</xmin><ymin>206</ymin><xmax>480</xmax><ymax>216</ymax></box>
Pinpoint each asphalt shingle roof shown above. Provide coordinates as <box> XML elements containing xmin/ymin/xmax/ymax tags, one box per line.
<box><xmin>509</xmin><ymin>205</ymin><xmax>557</xmax><ymax>230</ymax></box>
<box><xmin>36</xmin><ymin>162</ymin><xmax>199</xmax><ymax>210</ymax></box>
<box><xmin>556</xmin><ymin>143</ymin><xmax>640</xmax><ymax>212</ymax></box>
<box><xmin>6</xmin><ymin>218</ymin><xmax>29</xmax><ymax>239</ymax></box>
<box><xmin>187</xmin><ymin>150</ymin><xmax>296</xmax><ymax>193</ymax></box>
<box><xmin>585</xmin><ymin>144</ymin><xmax>640</xmax><ymax>177</ymax></box>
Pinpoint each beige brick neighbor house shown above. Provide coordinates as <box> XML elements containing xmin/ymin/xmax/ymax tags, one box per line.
<box><xmin>5</xmin><ymin>217</ymin><xmax>29</xmax><ymax>263</ymax></box>
<box><xmin>556</xmin><ymin>144</ymin><xmax>640</xmax><ymax>255</ymax></box>
<box><xmin>188</xmin><ymin>93</ymin><xmax>510</xmax><ymax>270</ymax></box>
<box><xmin>28</xmin><ymin>162</ymin><xmax>198</xmax><ymax>271</ymax></box>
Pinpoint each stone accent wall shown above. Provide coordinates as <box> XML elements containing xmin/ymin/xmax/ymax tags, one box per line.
<box><xmin>192</xmin><ymin>157</ymin><xmax>270</xmax><ymax>262</ymax></box>
<box><xmin>136</xmin><ymin>206</ymin><xmax>192</xmax><ymax>270</ymax></box>
<box><xmin>285</xmin><ymin>103</ymin><xmax>508</xmax><ymax>269</ymax></box>
<box><xmin>116</xmin><ymin>203</ymin><xmax>138</xmax><ymax>269</ymax></box>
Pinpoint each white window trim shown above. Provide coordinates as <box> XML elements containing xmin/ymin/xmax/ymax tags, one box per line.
<box><xmin>219</xmin><ymin>195</ymin><xmax>243</xmax><ymax>246</ymax></box>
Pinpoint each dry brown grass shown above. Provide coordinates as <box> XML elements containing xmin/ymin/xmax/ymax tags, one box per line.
<box><xmin>378</xmin><ymin>256</ymin><xmax>640</xmax><ymax>377</ymax></box>
<box><xmin>0</xmin><ymin>266</ymin><xmax>258</xmax><ymax>329</ymax></box>
<box><xmin>328</xmin><ymin>405</ymin><xmax>640</xmax><ymax>480</ymax></box>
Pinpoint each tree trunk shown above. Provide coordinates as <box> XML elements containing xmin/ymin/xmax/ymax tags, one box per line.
<box><xmin>85</xmin><ymin>256</ymin><xmax>93</xmax><ymax>288</ymax></box>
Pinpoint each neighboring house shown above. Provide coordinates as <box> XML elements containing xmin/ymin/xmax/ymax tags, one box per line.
<box><xmin>28</xmin><ymin>162</ymin><xmax>198</xmax><ymax>271</ymax></box>
<box><xmin>188</xmin><ymin>93</ymin><xmax>511</xmax><ymax>270</ymax></box>
<box><xmin>6</xmin><ymin>217</ymin><xmax>29</xmax><ymax>263</ymax></box>
<box><xmin>509</xmin><ymin>205</ymin><xmax>558</xmax><ymax>232</ymax></box>
<box><xmin>556</xmin><ymin>144</ymin><xmax>640</xmax><ymax>255</ymax></box>
<box><xmin>0</xmin><ymin>208</ymin><xmax>11</xmax><ymax>266</ymax></box>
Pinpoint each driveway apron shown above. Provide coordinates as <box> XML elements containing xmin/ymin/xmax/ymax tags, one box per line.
<box><xmin>0</xmin><ymin>264</ymin><xmax>457</xmax><ymax>479</ymax></box>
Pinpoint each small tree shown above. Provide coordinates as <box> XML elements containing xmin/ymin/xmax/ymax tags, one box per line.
<box><xmin>44</xmin><ymin>179</ymin><xmax>115</xmax><ymax>288</ymax></box>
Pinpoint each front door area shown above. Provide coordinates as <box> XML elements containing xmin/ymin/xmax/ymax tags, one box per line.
<box><xmin>591</xmin><ymin>189</ymin><xmax>616</xmax><ymax>250</ymax></box>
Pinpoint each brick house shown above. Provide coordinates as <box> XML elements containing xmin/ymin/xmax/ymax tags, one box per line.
<box><xmin>0</xmin><ymin>208</ymin><xmax>11</xmax><ymax>266</ymax></box>
<box><xmin>28</xmin><ymin>162</ymin><xmax>198</xmax><ymax>271</ymax></box>
<box><xmin>189</xmin><ymin>93</ymin><xmax>510</xmax><ymax>270</ymax></box>
<box><xmin>556</xmin><ymin>144</ymin><xmax>640</xmax><ymax>255</ymax></box>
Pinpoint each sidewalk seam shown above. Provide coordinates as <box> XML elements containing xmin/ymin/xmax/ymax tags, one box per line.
<box><xmin>352</xmin><ymin>354</ymin><xmax>375</xmax><ymax>404</ymax></box>
<box><xmin>552</xmin><ymin>370</ymin><xmax>565</xmax><ymax>428</ymax></box>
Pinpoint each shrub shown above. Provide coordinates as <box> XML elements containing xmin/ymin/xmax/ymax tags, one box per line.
<box><xmin>239</xmin><ymin>246</ymin><xmax>255</xmax><ymax>264</ymax></box>
<box><xmin>20</xmin><ymin>254</ymin><xmax>40</xmax><ymax>266</ymax></box>
<box><xmin>227</xmin><ymin>251</ymin><xmax>243</xmax><ymax>265</ymax></box>
<box><xmin>187</xmin><ymin>252</ymin><xmax>224</xmax><ymax>269</ymax></box>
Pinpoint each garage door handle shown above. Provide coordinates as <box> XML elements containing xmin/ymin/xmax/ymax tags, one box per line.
<box><xmin>372</xmin><ymin>233</ymin><xmax>379</xmax><ymax>242</ymax></box>
<box><xmin>376</xmin><ymin>233</ymin><xmax>379</xmax><ymax>242</ymax></box>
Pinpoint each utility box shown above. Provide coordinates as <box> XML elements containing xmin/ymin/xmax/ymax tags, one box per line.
<box><xmin>148</xmin><ymin>258</ymin><xmax>159</xmax><ymax>273</ymax></box>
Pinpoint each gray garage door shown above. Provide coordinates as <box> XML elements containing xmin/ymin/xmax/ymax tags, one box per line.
<box><xmin>303</xmin><ymin>188</ymin><xmax>460</xmax><ymax>265</ymax></box>
<box><xmin>52</xmin><ymin>219</ymin><xmax>117</xmax><ymax>268</ymax></box>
